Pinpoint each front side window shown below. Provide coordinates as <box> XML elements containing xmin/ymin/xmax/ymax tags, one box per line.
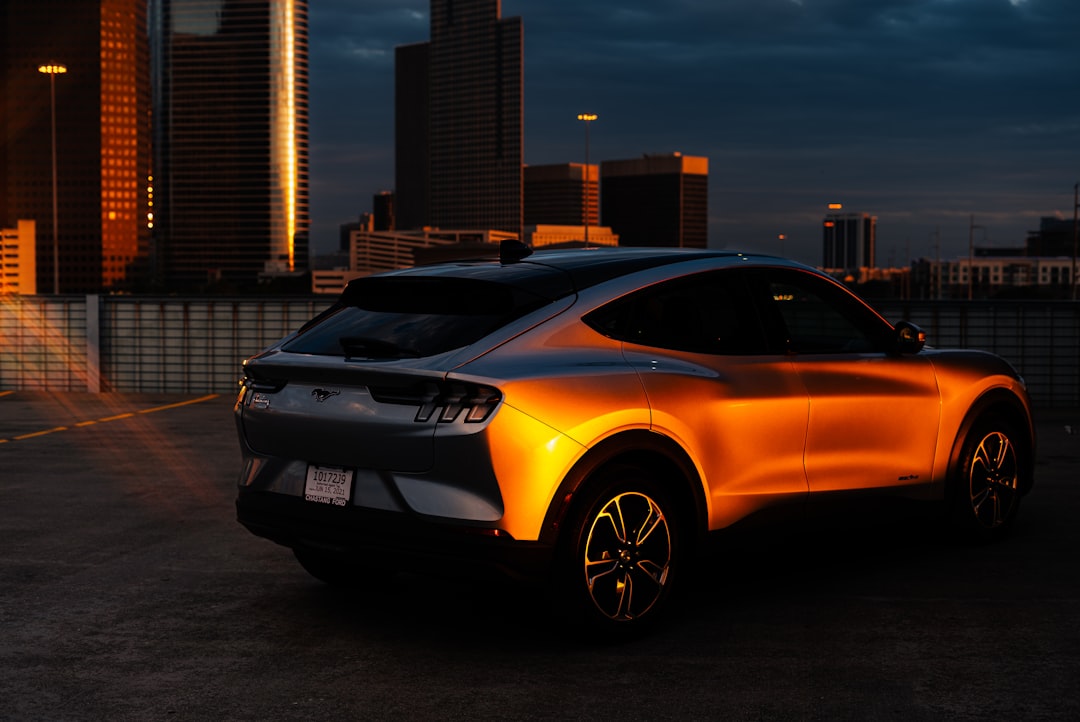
<box><xmin>749</xmin><ymin>269</ymin><xmax>891</xmax><ymax>354</ymax></box>
<box><xmin>585</xmin><ymin>270</ymin><xmax>769</xmax><ymax>355</ymax></box>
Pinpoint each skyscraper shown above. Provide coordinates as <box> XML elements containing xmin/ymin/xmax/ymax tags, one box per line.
<box><xmin>601</xmin><ymin>153</ymin><xmax>709</xmax><ymax>248</ymax></box>
<box><xmin>822</xmin><ymin>211</ymin><xmax>876</xmax><ymax>271</ymax></box>
<box><xmin>523</xmin><ymin>163</ymin><xmax>598</xmax><ymax>229</ymax></box>
<box><xmin>395</xmin><ymin>0</ymin><xmax>523</xmax><ymax>235</ymax></box>
<box><xmin>394</xmin><ymin>42</ymin><xmax>429</xmax><ymax>232</ymax></box>
<box><xmin>1</xmin><ymin>0</ymin><xmax>151</xmax><ymax>293</ymax></box>
<box><xmin>153</xmin><ymin>0</ymin><xmax>309</xmax><ymax>290</ymax></box>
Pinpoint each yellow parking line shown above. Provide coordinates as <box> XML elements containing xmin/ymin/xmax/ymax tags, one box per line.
<box><xmin>0</xmin><ymin>390</ymin><xmax>14</xmax><ymax>398</ymax></box>
<box><xmin>15</xmin><ymin>426</ymin><xmax>69</xmax><ymax>440</ymax></box>
<box><xmin>138</xmin><ymin>394</ymin><xmax>220</xmax><ymax>414</ymax></box>
<box><xmin>0</xmin><ymin>394</ymin><xmax>221</xmax><ymax>444</ymax></box>
<box><xmin>100</xmin><ymin>412</ymin><xmax>136</xmax><ymax>422</ymax></box>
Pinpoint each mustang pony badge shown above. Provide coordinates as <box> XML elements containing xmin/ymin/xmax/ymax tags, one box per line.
<box><xmin>311</xmin><ymin>388</ymin><xmax>341</xmax><ymax>403</ymax></box>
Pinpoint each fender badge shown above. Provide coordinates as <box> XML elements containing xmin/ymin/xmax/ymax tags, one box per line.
<box><xmin>312</xmin><ymin>388</ymin><xmax>341</xmax><ymax>403</ymax></box>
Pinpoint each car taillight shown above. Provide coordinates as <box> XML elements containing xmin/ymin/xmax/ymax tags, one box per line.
<box><xmin>239</xmin><ymin>366</ymin><xmax>286</xmax><ymax>393</ymax></box>
<box><xmin>370</xmin><ymin>381</ymin><xmax>501</xmax><ymax>424</ymax></box>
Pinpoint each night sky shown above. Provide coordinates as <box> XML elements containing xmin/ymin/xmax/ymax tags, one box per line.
<box><xmin>307</xmin><ymin>0</ymin><xmax>1080</xmax><ymax>266</ymax></box>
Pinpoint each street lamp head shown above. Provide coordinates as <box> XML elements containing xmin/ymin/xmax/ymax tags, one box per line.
<box><xmin>577</xmin><ymin>113</ymin><xmax>598</xmax><ymax>122</ymax></box>
<box><xmin>38</xmin><ymin>64</ymin><xmax>68</xmax><ymax>75</ymax></box>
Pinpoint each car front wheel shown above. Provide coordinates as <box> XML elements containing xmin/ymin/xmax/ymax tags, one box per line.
<box><xmin>950</xmin><ymin>415</ymin><xmax>1024</xmax><ymax>540</ymax></box>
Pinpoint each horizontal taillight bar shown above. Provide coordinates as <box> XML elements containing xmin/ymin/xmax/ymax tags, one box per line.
<box><xmin>369</xmin><ymin>381</ymin><xmax>501</xmax><ymax>424</ymax></box>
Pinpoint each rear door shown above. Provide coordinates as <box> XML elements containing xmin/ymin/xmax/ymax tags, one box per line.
<box><xmin>586</xmin><ymin>269</ymin><xmax>810</xmax><ymax>529</ymax></box>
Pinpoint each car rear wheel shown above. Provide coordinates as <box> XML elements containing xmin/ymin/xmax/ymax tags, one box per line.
<box><xmin>556</xmin><ymin>465</ymin><xmax>684</xmax><ymax>636</ymax></box>
<box><xmin>950</xmin><ymin>415</ymin><xmax>1024</xmax><ymax>541</ymax></box>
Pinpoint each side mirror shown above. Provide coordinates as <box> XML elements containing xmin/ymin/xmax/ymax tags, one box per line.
<box><xmin>892</xmin><ymin>320</ymin><xmax>926</xmax><ymax>355</ymax></box>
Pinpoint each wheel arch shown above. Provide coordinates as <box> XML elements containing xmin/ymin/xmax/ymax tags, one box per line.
<box><xmin>947</xmin><ymin>388</ymin><xmax>1036</xmax><ymax>495</ymax></box>
<box><xmin>538</xmin><ymin>429</ymin><xmax>708</xmax><ymax>549</ymax></box>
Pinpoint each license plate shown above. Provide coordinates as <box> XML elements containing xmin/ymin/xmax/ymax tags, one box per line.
<box><xmin>304</xmin><ymin>465</ymin><xmax>353</xmax><ymax>507</ymax></box>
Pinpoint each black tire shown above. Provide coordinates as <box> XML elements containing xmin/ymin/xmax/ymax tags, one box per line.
<box><xmin>555</xmin><ymin>464</ymin><xmax>685</xmax><ymax>637</ymax></box>
<box><xmin>292</xmin><ymin>548</ymin><xmax>389</xmax><ymax>589</ymax></box>
<box><xmin>949</xmin><ymin>414</ymin><xmax>1024</xmax><ymax>541</ymax></box>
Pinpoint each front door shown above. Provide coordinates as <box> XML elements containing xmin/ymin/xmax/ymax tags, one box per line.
<box><xmin>752</xmin><ymin>268</ymin><xmax>941</xmax><ymax>494</ymax></box>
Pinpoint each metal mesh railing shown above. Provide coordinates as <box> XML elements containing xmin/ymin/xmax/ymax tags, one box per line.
<box><xmin>3</xmin><ymin>295</ymin><xmax>1078</xmax><ymax>406</ymax></box>
<box><xmin>1</xmin><ymin>295</ymin><xmax>331</xmax><ymax>395</ymax></box>
<box><xmin>0</xmin><ymin>295</ymin><xmax>90</xmax><ymax>390</ymax></box>
<box><xmin>880</xmin><ymin>301</ymin><xmax>1080</xmax><ymax>408</ymax></box>
<box><xmin>99</xmin><ymin>298</ymin><xmax>330</xmax><ymax>393</ymax></box>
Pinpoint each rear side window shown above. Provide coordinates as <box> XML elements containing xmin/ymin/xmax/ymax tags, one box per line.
<box><xmin>584</xmin><ymin>270</ymin><xmax>770</xmax><ymax>355</ymax></box>
<box><xmin>285</xmin><ymin>277</ymin><xmax>552</xmax><ymax>359</ymax></box>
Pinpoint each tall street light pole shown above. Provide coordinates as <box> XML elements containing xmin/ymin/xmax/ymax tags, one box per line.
<box><xmin>38</xmin><ymin>63</ymin><xmax>67</xmax><ymax>294</ymax></box>
<box><xmin>967</xmin><ymin>214</ymin><xmax>985</xmax><ymax>302</ymax></box>
<box><xmin>1072</xmin><ymin>182</ymin><xmax>1078</xmax><ymax>301</ymax></box>
<box><xmin>577</xmin><ymin>113</ymin><xmax>597</xmax><ymax>246</ymax></box>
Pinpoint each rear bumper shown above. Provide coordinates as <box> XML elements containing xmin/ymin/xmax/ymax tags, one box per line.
<box><xmin>236</xmin><ymin>488</ymin><xmax>555</xmax><ymax>583</ymax></box>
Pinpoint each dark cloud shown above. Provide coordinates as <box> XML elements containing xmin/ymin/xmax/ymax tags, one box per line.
<box><xmin>309</xmin><ymin>0</ymin><xmax>1080</xmax><ymax>265</ymax></box>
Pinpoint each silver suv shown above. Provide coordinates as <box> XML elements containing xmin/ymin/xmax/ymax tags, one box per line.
<box><xmin>235</xmin><ymin>244</ymin><xmax>1034</xmax><ymax>634</ymax></box>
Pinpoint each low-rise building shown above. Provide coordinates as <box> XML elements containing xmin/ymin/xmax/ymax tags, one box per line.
<box><xmin>310</xmin><ymin>228</ymin><xmax>519</xmax><ymax>294</ymax></box>
<box><xmin>1</xmin><ymin>220</ymin><xmax>37</xmax><ymax>295</ymax></box>
<box><xmin>911</xmin><ymin>255</ymin><xmax>1077</xmax><ymax>299</ymax></box>
<box><xmin>523</xmin><ymin>224</ymin><xmax>618</xmax><ymax>248</ymax></box>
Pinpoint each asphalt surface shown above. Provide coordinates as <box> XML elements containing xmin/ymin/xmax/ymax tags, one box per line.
<box><xmin>1</xmin><ymin>390</ymin><xmax>1078</xmax><ymax>721</ymax></box>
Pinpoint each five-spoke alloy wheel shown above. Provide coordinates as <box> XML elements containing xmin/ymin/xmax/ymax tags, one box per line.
<box><xmin>558</xmin><ymin>465</ymin><xmax>684</xmax><ymax>635</ymax></box>
<box><xmin>967</xmin><ymin>430</ymin><xmax>1019</xmax><ymax>529</ymax></box>
<box><xmin>952</xmin><ymin>415</ymin><xmax>1025</xmax><ymax>540</ymax></box>
<box><xmin>583</xmin><ymin>490</ymin><xmax>672</xmax><ymax>621</ymax></box>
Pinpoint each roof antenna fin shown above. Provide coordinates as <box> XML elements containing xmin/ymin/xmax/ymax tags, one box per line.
<box><xmin>500</xmin><ymin>239</ymin><xmax>533</xmax><ymax>264</ymax></box>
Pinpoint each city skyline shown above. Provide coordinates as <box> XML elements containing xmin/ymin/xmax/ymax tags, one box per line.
<box><xmin>307</xmin><ymin>0</ymin><xmax>1080</xmax><ymax>267</ymax></box>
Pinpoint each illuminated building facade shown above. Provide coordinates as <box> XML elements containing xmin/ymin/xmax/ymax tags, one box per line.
<box><xmin>823</xmin><ymin>211</ymin><xmax>876</xmax><ymax>272</ymax></box>
<box><xmin>1</xmin><ymin>0</ymin><xmax>151</xmax><ymax>293</ymax></box>
<box><xmin>600</xmin><ymin>153</ymin><xmax>709</xmax><ymax>248</ymax></box>
<box><xmin>1</xmin><ymin>220</ymin><xmax>38</xmax><ymax>295</ymax></box>
<box><xmin>395</xmin><ymin>0</ymin><xmax>523</xmax><ymax>235</ymax></box>
<box><xmin>153</xmin><ymin>0</ymin><xmax>309</xmax><ymax>290</ymax></box>
<box><xmin>523</xmin><ymin>225</ymin><xmax>618</xmax><ymax>248</ymax></box>
<box><xmin>524</xmin><ymin>163</ymin><xmax>598</xmax><ymax>229</ymax></box>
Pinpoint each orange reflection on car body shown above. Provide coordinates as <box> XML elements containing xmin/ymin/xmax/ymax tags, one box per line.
<box><xmin>795</xmin><ymin>354</ymin><xmax>941</xmax><ymax>492</ymax></box>
<box><xmin>631</xmin><ymin>351</ymin><xmax>811</xmax><ymax>529</ymax></box>
<box><xmin>486</xmin><ymin>403</ymin><xmax>586</xmax><ymax>541</ymax></box>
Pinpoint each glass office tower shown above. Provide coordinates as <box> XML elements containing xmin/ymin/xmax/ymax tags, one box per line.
<box><xmin>601</xmin><ymin>154</ymin><xmax>709</xmax><ymax>249</ymax></box>
<box><xmin>153</xmin><ymin>0</ymin><xmax>309</xmax><ymax>290</ymax></box>
<box><xmin>822</xmin><ymin>212</ymin><xmax>876</xmax><ymax>272</ymax></box>
<box><xmin>396</xmin><ymin>0</ymin><xmax>523</xmax><ymax>235</ymax></box>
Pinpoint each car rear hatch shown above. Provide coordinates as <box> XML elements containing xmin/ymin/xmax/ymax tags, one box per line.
<box><xmin>237</xmin><ymin>271</ymin><xmax>566</xmax><ymax>472</ymax></box>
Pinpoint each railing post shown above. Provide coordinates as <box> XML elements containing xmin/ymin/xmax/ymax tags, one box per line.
<box><xmin>86</xmin><ymin>294</ymin><xmax>101</xmax><ymax>393</ymax></box>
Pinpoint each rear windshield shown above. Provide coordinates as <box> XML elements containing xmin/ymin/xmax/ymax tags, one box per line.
<box><xmin>284</xmin><ymin>276</ymin><xmax>553</xmax><ymax>359</ymax></box>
